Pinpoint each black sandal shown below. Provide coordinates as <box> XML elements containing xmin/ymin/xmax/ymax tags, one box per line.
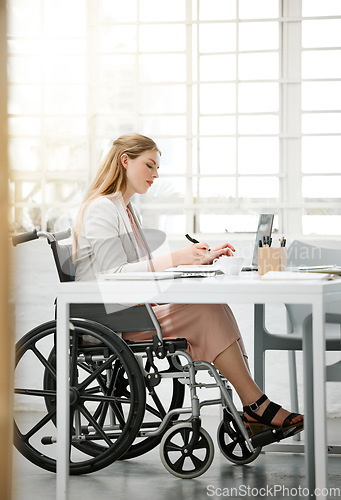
<box><xmin>243</xmin><ymin>394</ymin><xmax>304</xmax><ymax>434</ymax></box>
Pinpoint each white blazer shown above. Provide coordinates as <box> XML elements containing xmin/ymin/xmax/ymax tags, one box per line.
<box><xmin>75</xmin><ymin>193</ymin><xmax>151</xmax><ymax>281</ymax></box>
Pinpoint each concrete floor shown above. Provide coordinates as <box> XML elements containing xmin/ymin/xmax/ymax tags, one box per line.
<box><xmin>13</xmin><ymin>413</ymin><xmax>341</xmax><ymax>500</ymax></box>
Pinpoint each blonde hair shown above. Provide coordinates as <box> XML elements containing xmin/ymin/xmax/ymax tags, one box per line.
<box><xmin>72</xmin><ymin>133</ymin><xmax>160</xmax><ymax>260</ymax></box>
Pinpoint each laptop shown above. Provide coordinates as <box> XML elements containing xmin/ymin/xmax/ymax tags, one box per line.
<box><xmin>241</xmin><ymin>214</ymin><xmax>274</xmax><ymax>272</ymax></box>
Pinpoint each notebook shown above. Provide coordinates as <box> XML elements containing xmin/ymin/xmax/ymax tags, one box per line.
<box><xmin>241</xmin><ymin>214</ymin><xmax>274</xmax><ymax>272</ymax></box>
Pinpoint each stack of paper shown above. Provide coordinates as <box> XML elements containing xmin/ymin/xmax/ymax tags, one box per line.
<box><xmin>297</xmin><ymin>265</ymin><xmax>341</xmax><ymax>276</ymax></box>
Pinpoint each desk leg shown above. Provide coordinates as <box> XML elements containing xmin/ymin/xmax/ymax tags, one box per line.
<box><xmin>303</xmin><ymin>317</ymin><xmax>315</xmax><ymax>495</ymax></box>
<box><xmin>56</xmin><ymin>299</ymin><xmax>69</xmax><ymax>500</ymax></box>
<box><xmin>312</xmin><ymin>299</ymin><xmax>328</xmax><ymax>498</ymax></box>
<box><xmin>254</xmin><ymin>304</ymin><xmax>265</xmax><ymax>391</ymax></box>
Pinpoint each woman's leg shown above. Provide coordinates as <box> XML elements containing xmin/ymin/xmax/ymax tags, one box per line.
<box><xmin>214</xmin><ymin>341</ymin><xmax>303</xmax><ymax>427</ymax></box>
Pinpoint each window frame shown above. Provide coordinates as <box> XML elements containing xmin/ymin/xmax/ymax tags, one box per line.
<box><xmin>7</xmin><ymin>0</ymin><xmax>341</xmax><ymax>239</ymax></box>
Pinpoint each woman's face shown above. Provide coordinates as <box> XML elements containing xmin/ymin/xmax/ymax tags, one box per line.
<box><xmin>122</xmin><ymin>149</ymin><xmax>160</xmax><ymax>198</ymax></box>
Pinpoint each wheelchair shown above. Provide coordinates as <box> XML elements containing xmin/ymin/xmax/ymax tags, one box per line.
<box><xmin>13</xmin><ymin>229</ymin><xmax>301</xmax><ymax>479</ymax></box>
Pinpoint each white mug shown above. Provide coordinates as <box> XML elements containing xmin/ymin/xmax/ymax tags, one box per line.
<box><xmin>213</xmin><ymin>256</ymin><xmax>244</xmax><ymax>276</ymax></box>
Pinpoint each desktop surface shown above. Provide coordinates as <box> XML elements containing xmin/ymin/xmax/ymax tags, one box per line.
<box><xmin>59</xmin><ymin>274</ymin><xmax>341</xmax><ymax>305</ymax></box>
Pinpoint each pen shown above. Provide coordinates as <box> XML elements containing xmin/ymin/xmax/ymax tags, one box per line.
<box><xmin>262</xmin><ymin>236</ymin><xmax>272</xmax><ymax>247</ymax></box>
<box><xmin>185</xmin><ymin>234</ymin><xmax>211</xmax><ymax>251</ymax></box>
<box><xmin>185</xmin><ymin>233</ymin><xmax>199</xmax><ymax>244</ymax></box>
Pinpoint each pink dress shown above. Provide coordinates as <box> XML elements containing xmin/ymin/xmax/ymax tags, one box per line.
<box><xmin>123</xmin><ymin>303</ymin><xmax>247</xmax><ymax>363</ymax></box>
<box><xmin>122</xmin><ymin>208</ymin><xmax>247</xmax><ymax>363</ymax></box>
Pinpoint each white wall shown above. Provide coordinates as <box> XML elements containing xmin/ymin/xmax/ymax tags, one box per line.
<box><xmin>12</xmin><ymin>237</ymin><xmax>341</xmax><ymax>417</ymax></box>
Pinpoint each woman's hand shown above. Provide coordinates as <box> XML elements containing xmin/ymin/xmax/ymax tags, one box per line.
<box><xmin>212</xmin><ymin>242</ymin><xmax>235</xmax><ymax>257</ymax></box>
<box><xmin>172</xmin><ymin>243</ymin><xmax>232</xmax><ymax>267</ymax></box>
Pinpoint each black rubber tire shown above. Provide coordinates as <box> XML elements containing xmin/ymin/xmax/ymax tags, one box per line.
<box><xmin>14</xmin><ymin>319</ymin><xmax>146</xmax><ymax>475</ymax></box>
<box><xmin>160</xmin><ymin>422</ymin><xmax>214</xmax><ymax>478</ymax></box>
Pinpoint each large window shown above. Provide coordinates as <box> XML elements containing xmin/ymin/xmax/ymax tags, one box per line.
<box><xmin>7</xmin><ymin>0</ymin><xmax>341</xmax><ymax>237</ymax></box>
<box><xmin>301</xmin><ymin>0</ymin><xmax>341</xmax><ymax>236</ymax></box>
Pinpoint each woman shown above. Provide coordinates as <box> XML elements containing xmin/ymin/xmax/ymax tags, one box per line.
<box><xmin>73</xmin><ymin>133</ymin><xmax>303</xmax><ymax>434</ymax></box>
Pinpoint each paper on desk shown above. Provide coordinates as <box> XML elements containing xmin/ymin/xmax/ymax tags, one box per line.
<box><xmin>165</xmin><ymin>265</ymin><xmax>219</xmax><ymax>273</ymax></box>
<box><xmin>298</xmin><ymin>265</ymin><xmax>341</xmax><ymax>275</ymax></box>
<box><xmin>261</xmin><ymin>271</ymin><xmax>331</xmax><ymax>281</ymax></box>
<box><xmin>99</xmin><ymin>271</ymin><xmax>183</xmax><ymax>280</ymax></box>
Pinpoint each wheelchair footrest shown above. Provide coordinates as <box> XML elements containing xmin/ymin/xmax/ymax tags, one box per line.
<box><xmin>251</xmin><ymin>425</ymin><xmax>302</xmax><ymax>448</ymax></box>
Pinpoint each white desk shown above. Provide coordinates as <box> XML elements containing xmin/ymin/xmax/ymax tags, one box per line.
<box><xmin>56</xmin><ymin>274</ymin><xmax>341</xmax><ymax>499</ymax></box>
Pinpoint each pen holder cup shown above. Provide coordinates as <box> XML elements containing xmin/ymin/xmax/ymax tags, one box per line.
<box><xmin>258</xmin><ymin>247</ymin><xmax>287</xmax><ymax>276</ymax></box>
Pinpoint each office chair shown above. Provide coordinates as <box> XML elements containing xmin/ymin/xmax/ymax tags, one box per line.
<box><xmin>254</xmin><ymin>240</ymin><xmax>341</xmax><ymax>420</ymax></box>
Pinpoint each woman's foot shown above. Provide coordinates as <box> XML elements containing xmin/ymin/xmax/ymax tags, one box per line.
<box><xmin>243</xmin><ymin>394</ymin><xmax>304</xmax><ymax>430</ymax></box>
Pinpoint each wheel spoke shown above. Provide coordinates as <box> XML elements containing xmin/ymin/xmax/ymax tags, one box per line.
<box><xmin>31</xmin><ymin>345</ymin><xmax>56</xmax><ymax>380</ymax></box>
<box><xmin>77</xmin><ymin>362</ymin><xmax>93</xmax><ymax>375</ymax></box>
<box><xmin>79</xmin><ymin>395</ymin><xmax>126</xmax><ymax>429</ymax></box>
<box><xmin>23</xmin><ymin>408</ymin><xmax>56</xmax><ymax>441</ymax></box>
<box><xmin>144</xmin><ymin>401</ymin><xmax>164</xmax><ymax>420</ymax></box>
<box><xmin>78</xmin><ymin>404</ymin><xmax>116</xmax><ymax>448</ymax></box>
<box><xmin>225</xmin><ymin>424</ymin><xmax>238</xmax><ymax>439</ymax></box>
<box><xmin>108</xmin><ymin>401</ymin><xmax>126</xmax><ymax>428</ymax></box>
<box><xmin>239</xmin><ymin>441</ymin><xmax>251</xmax><ymax>458</ymax></box>
<box><xmin>172</xmin><ymin>454</ymin><xmax>186</xmax><ymax>472</ymax></box>
<box><xmin>84</xmin><ymin>386</ymin><xmax>102</xmax><ymax>395</ymax></box>
<box><xmin>94</xmin><ymin>401</ymin><xmax>109</xmax><ymax>428</ymax></box>
<box><xmin>165</xmin><ymin>441</ymin><xmax>183</xmax><ymax>453</ymax></box>
<box><xmin>77</xmin><ymin>354</ymin><xmax>117</xmax><ymax>391</ymax></box>
<box><xmin>147</xmin><ymin>390</ymin><xmax>166</xmax><ymax>419</ymax></box>
<box><xmin>92</xmin><ymin>373</ymin><xmax>108</xmax><ymax>394</ymax></box>
<box><xmin>193</xmin><ymin>435</ymin><xmax>209</xmax><ymax>451</ymax></box>
<box><xmin>15</xmin><ymin>388</ymin><xmax>56</xmax><ymax>398</ymax></box>
<box><xmin>224</xmin><ymin>439</ymin><xmax>239</xmax><ymax>455</ymax></box>
<box><xmin>189</xmin><ymin>452</ymin><xmax>205</xmax><ymax>469</ymax></box>
<box><xmin>179</xmin><ymin>426</ymin><xmax>190</xmax><ymax>445</ymax></box>
<box><xmin>80</xmin><ymin>394</ymin><xmax>132</xmax><ymax>404</ymax></box>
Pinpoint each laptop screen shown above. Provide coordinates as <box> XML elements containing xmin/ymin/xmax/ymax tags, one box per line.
<box><xmin>251</xmin><ymin>214</ymin><xmax>274</xmax><ymax>267</ymax></box>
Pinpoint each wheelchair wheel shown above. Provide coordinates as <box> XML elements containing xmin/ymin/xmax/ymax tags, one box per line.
<box><xmin>14</xmin><ymin>319</ymin><xmax>146</xmax><ymax>475</ymax></box>
<box><xmin>120</xmin><ymin>354</ymin><xmax>185</xmax><ymax>459</ymax></box>
<box><xmin>159</xmin><ymin>422</ymin><xmax>214</xmax><ymax>479</ymax></box>
<box><xmin>217</xmin><ymin>410</ymin><xmax>262</xmax><ymax>465</ymax></box>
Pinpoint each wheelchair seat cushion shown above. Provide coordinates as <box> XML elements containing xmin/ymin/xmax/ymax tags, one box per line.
<box><xmin>70</xmin><ymin>303</ymin><xmax>156</xmax><ymax>333</ymax></box>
